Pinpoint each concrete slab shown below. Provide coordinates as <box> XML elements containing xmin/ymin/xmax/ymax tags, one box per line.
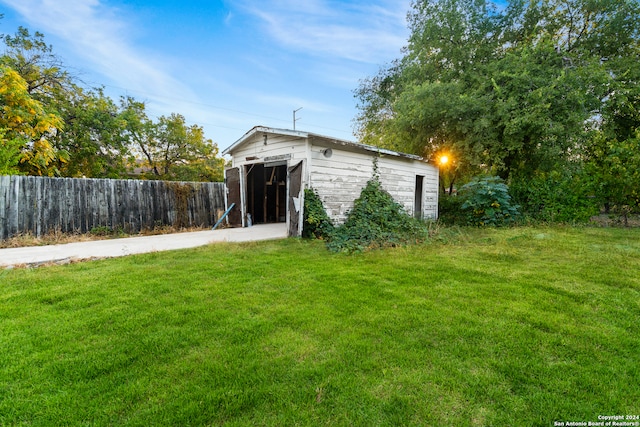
<box><xmin>0</xmin><ymin>223</ymin><xmax>288</xmax><ymax>268</ymax></box>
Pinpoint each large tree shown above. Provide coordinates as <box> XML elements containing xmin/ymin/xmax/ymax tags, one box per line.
<box><xmin>1</xmin><ymin>28</ymin><xmax>131</xmax><ymax>178</ymax></box>
<box><xmin>1</xmin><ymin>25</ymin><xmax>226</xmax><ymax>181</ymax></box>
<box><xmin>355</xmin><ymin>0</ymin><xmax>640</xmax><ymax>181</ymax></box>
<box><xmin>149</xmin><ymin>113</ymin><xmax>224</xmax><ymax>182</ymax></box>
<box><xmin>51</xmin><ymin>87</ymin><xmax>132</xmax><ymax>178</ymax></box>
<box><xmin>122</xmin><ymin>98</ymin><xmax>224</xmax><ymax>182</ymax></box>
<box><xmin>0</xmin><ymin>65</ymin><xmax>64</xmax><ymax>175</ymax></box>
<box><xmin>2</xmin><ymin>27</ymin><xmax>72</xmax><ymax>100</ymax></box>
<box><xmin>0</xmin><ymin>27</ymin><xmax>72</xmax><ymax>175</ymax></box>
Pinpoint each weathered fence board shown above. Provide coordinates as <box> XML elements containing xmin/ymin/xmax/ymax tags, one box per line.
<box><xmin>0</xmin><ymin>175</ymin><xmax>225</xmax><ymax>240</ymax></box>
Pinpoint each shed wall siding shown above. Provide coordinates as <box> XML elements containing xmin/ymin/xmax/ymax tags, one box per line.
<box><xmin>309</xmin><ymin>148</ymin><xmax>374</xmax><ymax>223</ymax></box>
<box><xmin>308</xmin><ymin>145</ymin><xmax>438</xmax><ymax>224</ymax></box>
<box><xmin>377</xmin><ymin>157</ymin><xmax>438</xmax><ymax>220</ymax></box>
<box><xmin>226</xmin><ymin>131</ymin><xmax>439</xmax><ymax>227</ymax></box>
<box><xmin>230</xmin><ymin>134</ymin><xmax>308</xmax><ymax>168</ymax></box>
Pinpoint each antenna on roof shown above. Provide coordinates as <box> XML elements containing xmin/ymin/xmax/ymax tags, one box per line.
<box><xmin>293</xmin><ymin>107</ymin><xmax>302</xmax><ymax>130</ymax></box>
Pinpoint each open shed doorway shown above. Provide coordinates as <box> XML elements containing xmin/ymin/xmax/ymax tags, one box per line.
<box><xmin>245</xmin><ymin>163</ymin><xmax>287</xmax><ymax>224</ymax></box>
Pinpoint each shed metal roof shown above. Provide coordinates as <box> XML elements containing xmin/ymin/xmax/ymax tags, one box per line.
<box><xmin>222</xmin><ymin>126</ymin><xmax>425</xmax><ymax>162</ymax></box>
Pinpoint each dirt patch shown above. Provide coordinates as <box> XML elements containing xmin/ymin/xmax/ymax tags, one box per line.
<box><xmin>589</xmin><ymin>213</ymin><xmax>640</xmax><ymax>227</ymax></box>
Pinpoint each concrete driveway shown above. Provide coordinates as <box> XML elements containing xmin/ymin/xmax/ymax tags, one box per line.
<box><xmin>0</xmin><ymin>223</ymin><xmax>288</xmax><ymax>268</ymax></box>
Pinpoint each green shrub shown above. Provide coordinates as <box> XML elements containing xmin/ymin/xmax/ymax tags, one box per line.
<box><xmin>302</xmin><ymin>188</ymin><xmax>334</xmax><ymax>239</ymax></box>
<box><xmin>437</xmin><ymin>193</ymin><xmax>465</xmax><ymax>225</ymax></box>
<box><xmin>459</xmin><ymin>176</ymin><xmax>519</xmax><ymax>226</ymax></box>
<box><xmin>89</xmin><ymin>225</ymin><xmax>127</xmax><ymax>237</ymax></box>
<box><xmin>585</xmin><ymin>135</ymin><xmax>640</xmax><ymax>220</ymax></box>
<box><xmin>327</xmin><ymin>175</ymin><xmax>429</xmax><ymax>253</ymax></box>
<box><xmin>510</xmin><ymin>170</ymin><xmax>599</xmax><ymax>223</ymax></box>
<box><xmin>89</xmin><ymin>225</ymin><xmax>113</xmax><ymax>236</ymax></box>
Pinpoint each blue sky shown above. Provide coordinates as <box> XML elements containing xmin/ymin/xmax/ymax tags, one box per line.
<box><xmin>0</xmin><ymin>0</ymin><xmax>411</xmax><ymax>150</ymax></box>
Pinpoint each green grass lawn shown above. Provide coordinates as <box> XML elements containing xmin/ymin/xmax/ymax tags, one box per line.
<box><xmin>1</xmin><ymin>227</ymin><xmax>639</xmax><ymax>426</ymax></box>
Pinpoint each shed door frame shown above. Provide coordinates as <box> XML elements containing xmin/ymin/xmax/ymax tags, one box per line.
<box><xmin>287</xmin><ymin>160</ymin><xmax>304</xmax><ymax>237</ymax></box>
<box><xmin>224</xmin><ymin>167</ymin><xmax>243</xmax><ymax>227</ymax></box>
<box><xmin>244</xmin><ymin>162</ymin><xmax>288</xmax><ymax>225</ymax></box>
<box><xmin>232</xmin><ymin>160</ymin><xmax>305</xmax><ymax>235</ymax></box>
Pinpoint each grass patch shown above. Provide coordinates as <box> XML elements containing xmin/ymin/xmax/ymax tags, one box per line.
<box><xmin>1</xmin><ymin>227</ymin><xmax>639</xmax><ymax>425</ymax></box>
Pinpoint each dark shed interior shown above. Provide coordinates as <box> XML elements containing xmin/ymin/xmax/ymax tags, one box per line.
<box><xmin>245</xmin><ymin>163</ymin><xmax>287</xmax><ymax>224</ymax></box>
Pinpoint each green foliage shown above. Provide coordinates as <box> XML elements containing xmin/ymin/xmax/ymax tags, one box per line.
<box><xmin>510</xmin><ymin>169</ymin><xmax>600</xmax><ymax>223</ymax></box>
<box><xmin>89</xmin><ymin>225</ymin><xmax>115</xmax><ymax>237</ymax></box>
<box><xmin>355</xmin><ymin>0</ymin><xmax>640</xmax><ymax>183</ymax></box>
<box><xmin>0</xmin><ymin>26</ymin><xmax>225</xmax><ymax>181</ymax></box>
<box><xmin>354</xmin><ymin>0</ymin><xmax>640</xmax><ymax>223</ymax></box>
<box><xmin>121</xmin><ymin>99</ymin><xmax>224</xmax><ymax>182</ymax></box>
<box><xmin>437</xmin><ymin>193</ymin><xmax>465</xmax><ymax>225</ymax></box>
<box><xmin>302</xmin><ymin>188</ymin><xmax>334</xmax><ymax>239</ymax></box>
<box><xmin>585</xmin><ymin>133</ymin><xmax>640</xmax><ymax>220</ymax></box>
<box><xmin>1</xmin><ymin>27</ymin><xmax>72</xmax><ymax>99</ymax></box>
<box><xmin>327</xmin><ymin>174</ymin><xmax>429</xmax><ymax>253</ymax></box>
<box><xmin>52</xmin><ymin>87</ymin><xmax>131</xmax><ymax>178</ymax></box>
<box><xmin>459</xmin><ymin>176</ymin><xmax>520</xmax><ymax>226</ymax></box>
<box><xmin>0</xmin><ymin>130</ymin><xmax>23</xmax><ymax>175</ymax></box>
<box><xmin>152</xmin><ymin>114</ymin><xmax>224</xmax><ymax>182</ymax></box>
<box><xmin>0</xmin><ymin>65</ymin><xmax>65</xmax><ymax>176</ymax></box>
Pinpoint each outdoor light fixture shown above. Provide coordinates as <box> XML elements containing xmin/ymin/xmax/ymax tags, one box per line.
<box><xmin>263</xmin><ymin>134</ymin><xmax>268</xmax><ymax>145</ymax></box>
<box><xmin>322</xmin><ymin>148</ymin><xmax>333</xmax><ymax>158</ymax></box>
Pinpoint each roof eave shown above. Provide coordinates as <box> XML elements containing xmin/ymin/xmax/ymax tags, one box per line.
<box><xmin>222</xmin><ymin>126</ymin><xmax>428</xmax><ymax>163</ymax></box>
<box><xmin>222</xmin><ymin>126</ymin><xmax>310</xmax><ymax>156</ymax></box>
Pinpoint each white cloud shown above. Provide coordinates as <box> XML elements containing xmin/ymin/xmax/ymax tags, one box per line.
<box><xmin>231</xmin><ymin>0</ymin><xmax>410</xmax><ymax>64</ymax></box>
<box><xmin>0</xmin><ymin>0</ymin><xmax>196</xmax><ymax>102</ymax></box>
<box><xmin>0</xmin><ymin>0</ymin><xmax>401</xmax><ymax>144</ymax></box>
<box><xmin>224</xmin><ymin>11</ymin><xmax>234</xmax><ymax>26</ymax></box>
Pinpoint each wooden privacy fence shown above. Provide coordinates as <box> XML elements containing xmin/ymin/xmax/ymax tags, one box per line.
<box><xmin>0</xmin><ymin>175</ymin><xmax>226</xmax><ymax>240</ymax></box>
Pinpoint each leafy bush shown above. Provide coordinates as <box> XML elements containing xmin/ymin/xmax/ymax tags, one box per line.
<box><xmin>0</xmin><ymin>132</ymin><xmax>23</xmax><ymax>175</ymax></box>
<box><xmin>585</xmin><ymin>135</ymin><xmax>640</xmax><ymax>220</ymax></box>
<box><xmin>302</xmin><ymin>188</ymin><xmax>334</xmax><ymax>239</ymax></box>
<box><xmin>459</xmin><ymin>176</ymin><xmax>519</xmax><ymax>226</ymax></box>
<box><xmin>327</xmin><ymin>175</ymin><xmax>429</xmax><ymax>253</ymax></box>
<box><xmin>510</xmin><ymin>170</ymin><xmax>599</xmax><ymax>224</ymax></box>
<box><xmin>89</xmin><ymin>226</ymin><xmax>113</xmax><ymax>236</ymax></box>
<box><xmin>437</xmin><ymin>193</ymin><xmax>465</xmax><ymax>225</ymax></box>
